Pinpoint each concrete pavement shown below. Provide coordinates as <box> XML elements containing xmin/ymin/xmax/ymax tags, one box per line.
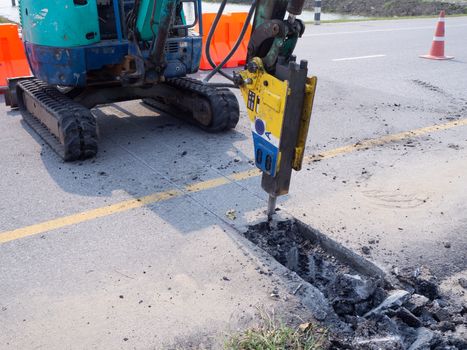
<box><xmin>1</xmin><ymin>16</ymin><xmax>467</xmax><ymax>348</ymax></box>
<box><xmin>292</xmin><ymin>16</ymin><xmax>467</xmax><ymax>285</ymax></box>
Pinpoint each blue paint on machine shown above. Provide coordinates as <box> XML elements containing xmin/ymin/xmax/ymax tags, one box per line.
<box><xmin>255</xmin><ymin>118</ymin><xmax>266</xmax><ymax>135</ymax></box>
<box><xmin>252</xmin><ymin>132</ymin><xmax>279</xmax><ymax>177</ymax></box>
<box><xmin>25</xmin><ymin>41</ymin><xmax>129</xmax><ymax>86</ymax></box>
<box><xmin>24</xmin><ymin>36</ymin><xmax>202</xmax><ymax>86</ymax></box>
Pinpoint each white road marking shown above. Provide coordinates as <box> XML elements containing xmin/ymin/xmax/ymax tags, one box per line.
<box><xmin>332</xmin><ymin>54</ymin><xmax>386</xmax><ymax>61</ymax></box>
<box><xmin>303</xmin><ymin>23</ymin><xmax>467</xmax><ymax>37</ymax></box>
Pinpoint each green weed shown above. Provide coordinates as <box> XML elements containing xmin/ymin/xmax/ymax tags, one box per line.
<box><xmin>225</xmin><ymin>310</ymin><xmax>328</xmax><ymax>350</ymax></box>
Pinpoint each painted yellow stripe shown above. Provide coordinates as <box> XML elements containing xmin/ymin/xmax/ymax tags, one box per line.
<box><xmin>308</xmin><ymin>118</ymin><xmax>467</xmax><ymax>162</ymax></box>
<box><xmin>1</xmin><ymin>118</ymin><xmax>466</xmax><ymax>244</ymax></box>
<box><xmin>185</xmin><ymin>177</ymin><xmax>231</xmax><ymax>192</ymax></box>
<box><xmin>0</xmin><ymin>190</ymin><xmax>182</xmax><ymax>244</ymax></box>
<box><xmin>228</xmin><ymin>168</ymin><xmax>262</xmax><ymax>181</ymax></box>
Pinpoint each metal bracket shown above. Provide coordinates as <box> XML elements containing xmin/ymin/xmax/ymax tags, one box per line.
<box><xmin>247</xmin><ymin>18</ymin><xmax>304</xmax><ymax>72</ymax></box>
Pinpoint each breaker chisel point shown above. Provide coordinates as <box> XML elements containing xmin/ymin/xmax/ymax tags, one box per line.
<box><xmin>267</xmin><ymin>195</ymin><xmax>277</xmax><ymax>220</ymax></box>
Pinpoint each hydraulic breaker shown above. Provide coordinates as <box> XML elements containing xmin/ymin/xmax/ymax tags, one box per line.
<box><xmin>238</xmin><ymin>57</ymin><xmax>317</xmax><ymax>218</ymax></box>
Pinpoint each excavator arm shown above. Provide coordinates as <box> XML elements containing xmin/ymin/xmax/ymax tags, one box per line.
<box><xmin>235</xmin><ymin>0</ymin><xmax>318</xmax><ymax>217</ymax></box>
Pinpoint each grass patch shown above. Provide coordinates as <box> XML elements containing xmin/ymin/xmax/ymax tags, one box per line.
<box><xmin>304</xmin><ymin>13</ymin><xmax>467</xmax><ymax>24</ymax></box>
<box><xmin>0</xmin><ymin>16</ymin><xmax>12</xmax><ymax>23</ymax></box>
<box><xmin>225</xmin><ymin>310</ymin><xmax>329</xmax><ymax>350</ymax></box>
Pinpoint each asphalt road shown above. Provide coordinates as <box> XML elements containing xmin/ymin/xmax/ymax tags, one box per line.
<box><xmin>1</xmin><ymin>17</ymin><xmax>467</xmax><ymax>349</ymax></box>
<box><xmin>292</xmin><ymin>17</ymin><xmax>467</xmax><ymax>280</ymax></box>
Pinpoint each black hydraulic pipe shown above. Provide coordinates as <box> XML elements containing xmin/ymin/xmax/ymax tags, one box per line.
<box><xmin>203</xmin><ymin>0</ymin><xmax>257</xmax><ymax>83</ymax></box>
<box><xmin>119</xmin><ymin>0</ymin><xmax>128</xmax><ymax>38</ymax></box>
<box><xmin>149</xmin><ymin>0</ymin><xmax>176</xmax><ymax>73</ymax></box>
<box><xmin>203</xmin><ymin>0</ymin><xmax>231</xmax><ymax>81</ymax></box>
<box><xmin>113</xmin><ymin>0</ymin><xmax>123</xmax><ymax>40</ymax></box>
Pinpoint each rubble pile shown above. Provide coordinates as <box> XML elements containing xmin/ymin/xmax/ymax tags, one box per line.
<box><xmin>244</xmin><ymin>220</ymin><xmax>467</xmax><ymax>349</ymax></box>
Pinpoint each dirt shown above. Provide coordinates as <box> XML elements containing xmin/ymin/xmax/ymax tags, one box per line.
<box><xmin>243</xmin><ymin>219</ymin><xmax>467</xmax><ymax>349</ymax></box>
<box><xmin>0</xmin><ymin>16</ymin><xmax>12</xmax><ymax>23</ymax></box>
<box><xmin>318</xmin><ymin>0</ymin><xmax>467</xmax><ymax>17</ymax></box>
<box><xmin>219</xmin><ymin>0</ymin><xmax>467</xmax><ymax>16</ymax></box>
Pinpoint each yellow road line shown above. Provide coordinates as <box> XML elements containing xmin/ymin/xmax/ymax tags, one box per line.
<box><xmin>0</xmin><ymin>190</ymin><xmax>182</xmax><ymax>244</ymax></box>
<box><xmin>1</xmin><ymin>118</ymin><xmax>466</xmax><ymax>244</ymax></box>
<box><xmin>308</xmin><ymin>118</ymin><xmax>467</xmax><ymax>162</ymax></box>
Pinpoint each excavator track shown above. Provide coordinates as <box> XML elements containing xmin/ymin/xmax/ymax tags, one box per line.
<box><xmin>143</xmin><ymin>77</ymin><xmax>240</xmax><ymax>132</ymax></box>
<box><xmin>16</xmin><ymin>79</ymin><xmax>98</xmax><ymax>161</ymax></box>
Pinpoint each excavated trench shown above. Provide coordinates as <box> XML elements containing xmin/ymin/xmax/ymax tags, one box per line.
<box><xmin>243</xmin><ymin>219</ymin><xmax>467</xmax><ymax>349</ymax></box>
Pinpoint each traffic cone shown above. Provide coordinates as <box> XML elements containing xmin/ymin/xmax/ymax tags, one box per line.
<box><xmin>420</xmin><ymin>11</ymin><xmax>453</xmax><ymax>60</ymax></box>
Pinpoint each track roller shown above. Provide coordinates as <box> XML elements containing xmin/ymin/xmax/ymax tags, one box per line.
<box><xmin>143</xmin><ymin>77</ymin><xmax>240</xmax><ymax>132</ymax></box>
<box><xmin>16</xmin><ymin>79</ymin><xmax>98</xmax><ymax>161</ymax></box>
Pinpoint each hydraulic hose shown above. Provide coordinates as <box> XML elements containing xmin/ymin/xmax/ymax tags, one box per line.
<box><xmin>202</xmin><ymin>0</ymin><xmax>257</xmax><ymax>86</ymax></box>
<box><xmin>203</xmin><ymin>0</ymin><xmax>230</xmax><ymax>81</ymax></box>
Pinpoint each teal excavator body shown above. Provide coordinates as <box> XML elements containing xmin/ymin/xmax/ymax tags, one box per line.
<box><xmin>18</xmin><ymin>0</ymin><xmax>202</xmax><ymax>86</ymax></box>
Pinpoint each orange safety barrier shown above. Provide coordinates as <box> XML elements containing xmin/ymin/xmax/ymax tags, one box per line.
<box><xmin>197</xmin><ymin>12</ymin><xmax>252</xmax><ymax>70</ymax></box>
<box><xmin>0</xmin><ymin>24</ymin><xmax>31</xmax><ymax>92</ymax></box>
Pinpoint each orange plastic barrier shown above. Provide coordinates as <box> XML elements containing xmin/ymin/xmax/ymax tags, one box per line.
<box><xmin>0</xmin><ymin>24</ymin><xmax>31</xmax><ymax>91</ymax></box>
<box><xmin>197</xmin><ymin>12</ymin><xmax>252</xmax><ymax>70</ymax></box>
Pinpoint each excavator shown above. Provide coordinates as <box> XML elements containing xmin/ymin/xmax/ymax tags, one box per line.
<box><xmin>3</xmin><ymin>0</ymin><xmax>317</xmax><ymax>217</ymax></box>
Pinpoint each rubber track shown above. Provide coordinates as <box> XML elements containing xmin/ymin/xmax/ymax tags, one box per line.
<box><xmin>17</xmin><ymin>79</ymin><xmax>98</xmax><ymax>161</ymax></box>
<box><xmin>151</xmin><ymin>77</ymin><xmax>240</xmax><ymax>132</ymax></box>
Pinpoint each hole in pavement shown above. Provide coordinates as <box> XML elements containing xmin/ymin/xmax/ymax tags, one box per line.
<box><xmin>244</xmin><ymin>219</ymin><xmax>467</xmax><ymax>349</ymax></box>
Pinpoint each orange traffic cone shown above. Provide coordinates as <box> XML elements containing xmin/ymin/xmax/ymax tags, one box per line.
<box><xmin>420</xmin><ymin>10</ymin><xmax>453</xmax><ymax>60</ymax></box>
